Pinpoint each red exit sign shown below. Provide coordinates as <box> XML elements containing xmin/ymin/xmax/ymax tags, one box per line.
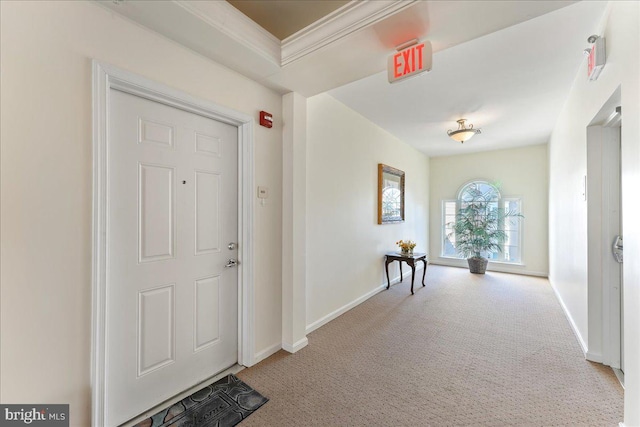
<box><xmin>388</xmin><ymin>40</ymin><xmax>432</xmax><ymax>83</ymax></box>
<box><xmin>587</xmin><ymin>37</ymin><xmax>605</xmax><ymax>81</ymax></box>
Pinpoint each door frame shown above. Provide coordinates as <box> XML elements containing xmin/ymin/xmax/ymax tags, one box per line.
<box><xmin>586</xmin><ymin>88</ymin><xmax>623</xmax><ymax>370</ymax></box>
<box><xmin>91</xmin><ymin>61</ymin><xmax>255</xmax><ymax>426</ymax></box>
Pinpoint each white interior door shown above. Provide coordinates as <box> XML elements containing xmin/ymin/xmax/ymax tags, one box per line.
<box><xmin>105</xmin><ymin>89</ymin><xmax>239</xmax><ymax>426</ymax></box>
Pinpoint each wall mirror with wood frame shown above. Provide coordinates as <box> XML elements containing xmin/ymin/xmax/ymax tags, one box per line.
<box><xmin>378</xmin><ymin>163</ymin><xmax>405</xmax><ymax>224</ymax></box>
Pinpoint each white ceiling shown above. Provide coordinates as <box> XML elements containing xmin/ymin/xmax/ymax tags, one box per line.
<box><xmin>97</xmin><ymin>0</ymin><xmax>609</xmax><ymax>157</ymax></box>
<box><xmin>329</xmin><ymin>1</ymin><xmax>609</xmax><ymax>156</ymax></box>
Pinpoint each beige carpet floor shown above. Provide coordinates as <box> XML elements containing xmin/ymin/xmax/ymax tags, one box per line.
<box><xmin>237</xmin><ymin>265</ymin><xmax>623</xmax><ymax>426</ymax></box>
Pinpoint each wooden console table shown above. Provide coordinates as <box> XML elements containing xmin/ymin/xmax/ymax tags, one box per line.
<box><xmin>384</xmin><ymin>252</ymin><xmax>428</xmax><ymax>295</ymax></box>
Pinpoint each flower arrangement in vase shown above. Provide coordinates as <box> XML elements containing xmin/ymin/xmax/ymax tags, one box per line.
<box><xmin>396</xmin><ymin>239</ymin><xmax>416</xmax><ymax>255</ymax></box>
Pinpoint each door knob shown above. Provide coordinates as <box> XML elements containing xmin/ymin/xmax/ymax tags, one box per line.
<box><xmin>228</xmin><ymin>242</ymin><xmax>237</xmax><ymax>250</ymax></box>
<box><xmin>225</xmin><ymin>259</ymin><xmax>239</xmax><ymax>268</ymax></box>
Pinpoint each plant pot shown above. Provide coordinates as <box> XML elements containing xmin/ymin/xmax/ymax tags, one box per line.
<box><xmin>467</xmin><ymin>257</ymin><xmax>488</xmax><ymax>274</ymax></box>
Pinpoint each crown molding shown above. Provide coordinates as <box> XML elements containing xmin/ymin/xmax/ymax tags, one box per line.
<box><xmin>175</xmin><ymin>0</ymin><xmax>281</xmax><ymax>65</ymax></box>
<box><xmin>177</xmin><ymin>0</ymin><xmax>415</xmax><ymax>68</ymax></box>
<box><xmin>98</xmin><ymin>0</ymin><xmax>417</xmax><ymax>88</ymax></box>
<box><xmin>281</xmin><ymin>0</ymin><xmax>416</xmax><ymax>66</ymax></box>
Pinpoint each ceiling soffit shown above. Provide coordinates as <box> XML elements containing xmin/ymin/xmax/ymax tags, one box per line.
<box><xmin>177</xmin><ymin>1</ymin><xmax>281</xmax><ymax>64</ymax></box>
<box><xmin>96</xmin><ymin>0</ymin><xmax>416</xmax><ymax>90</ymax></box>
<box><xmin>226</xmin><ymin>0</ymin><xmax>350</xmax><ymax>40</ymax></box>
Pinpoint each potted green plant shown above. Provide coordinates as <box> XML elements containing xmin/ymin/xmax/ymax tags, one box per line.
<box><xmin>447</xmin><ymin>186</ymin><xmax>522</xmax><ymax>274</ymax></box>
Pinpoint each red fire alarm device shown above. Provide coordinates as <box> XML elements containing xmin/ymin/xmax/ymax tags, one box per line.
<box><xmin>259</xmin><ymin>111</ymin><xmax>273</xmax><ymax>128</ymax></box>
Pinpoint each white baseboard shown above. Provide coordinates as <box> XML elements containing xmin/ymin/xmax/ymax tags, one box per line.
<box><xmin>612</xmin><ymin>368</ymin><xmax>624</xmax><ymax>389</ymax></box>
<box><xmin>252</xmin><ymin>342</ymin><xmax>281</xmax><ymax>365</ymax></box>
<box><xmin>586</xmin><ymin>350</ymin><xmax>603</xmax><ymax>363</ymax></box>
<box><xmin>282</xmin><ymin>336</ymin><xmax>308</xmax><ymax>354</ymax></box>
<box><xmin>305</xmin><ymin>267</ymin><xmax>422</xmax><ymax>335</ymax></box>
<box><xmin>306</xmin><ymin>284</ymin><xmax>385</xmax><ymax>334</ymax></box>
<box><xmin>549</xmin><ymin>279</ymin><xmax>588</xmax><ymax>357</ymax></box>
<box><xmin>430</xmin><ymin>259</ymin><xmax>548</xmax><ymax>277</ymax></box>
<box><xmin>252</xmin><ymin>337</ymin><xmax>309</xmax><ymax>365</ymax></box>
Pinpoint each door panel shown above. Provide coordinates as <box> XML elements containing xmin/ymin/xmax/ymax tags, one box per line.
<box><xmin>106</xmin><ymin>89</ymin><xmax>238</xmax><ymax>426</ymax></box>
<box><xmin>138</xmin><ymin>163</ymin><xmax>176</xmax><ymax>262</ymax></box>
<box><xmin>194</xmin><ymin>276</ymin><xmax>221</xmax><ymax>351</ymax></box>
<box><xmin>138</xmin><ymin>284</ymin><xmax>175</xmax><ymax>376</ymax></box>
<box><xmin>195</xmin><ymin>132</ymin><xmax>222</xmax><ymax>157</ymax></box>
<box><xmin>139</xmin><ymin>118</ymin><xmax>175</xmax><ymax>148</ymax></box>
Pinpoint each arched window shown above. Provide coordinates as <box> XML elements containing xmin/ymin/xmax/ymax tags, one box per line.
<box><xmin>442</xmin><ymin>180</ymin><xmax>522</xmax><ymax>263</ymax></box>
<box><xmin>382</xmin><ymin>186</ymin><xmax>402</xmax><ymax>220</ymax></box>
<box><xmin>458</xmin><ymin>181</ymin><xmax>499</xmax><ymax>202</ymax></box>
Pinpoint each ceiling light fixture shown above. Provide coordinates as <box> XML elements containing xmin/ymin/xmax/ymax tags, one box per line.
<box><xmin>447</xmin><ymin>119</ymin><xmax>481</xmax><ymax>143</ymax></box>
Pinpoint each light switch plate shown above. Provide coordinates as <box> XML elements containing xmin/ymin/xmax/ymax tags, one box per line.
<box><xmin>257</xmin><ymin>186</ymin><xmax>269</xmax><ymax>199</ymax></box>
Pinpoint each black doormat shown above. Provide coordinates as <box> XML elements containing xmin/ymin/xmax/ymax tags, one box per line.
<box><xmin>134</xmin><ymin>374</ymin><xmax>268</xmax><ymax>427</ymax></box>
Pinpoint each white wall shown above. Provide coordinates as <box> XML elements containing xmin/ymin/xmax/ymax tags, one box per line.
<box><xmin>547</xmin><ymin>2</ymin><xmax>640</xmax><ymax>425</ymax></box>
<box><xmin>0</xmin><ymin>2</ymin><xmax>283</xmax><ymax>424</ymax></box>
<box><xmin>306</xmin><ymin>94</ymin><xmax>430</xmax><ymax>330</ymax></box>
<box><xmin>281</xmin><ymin>92</ymin><xmax>308</xmax><ymax>353</ymax></box>
<box><xmin>429</xmin><ymin>144</ymin><xmax>549</xmax><ymax>276</ymax></box>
